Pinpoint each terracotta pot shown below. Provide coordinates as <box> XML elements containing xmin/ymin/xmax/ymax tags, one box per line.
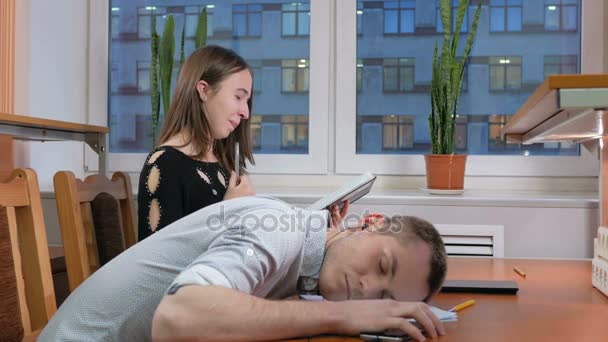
<box><xmin>424</xmin><ymin>154</ymin><xmax>467</xmax><ymax>190</ymax></box>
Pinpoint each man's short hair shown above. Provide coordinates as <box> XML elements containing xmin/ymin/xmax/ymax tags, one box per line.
<box><xmin>373</xmin><ymin>216</ymin><xmax>447</xmax><ymax>302</ymax></box>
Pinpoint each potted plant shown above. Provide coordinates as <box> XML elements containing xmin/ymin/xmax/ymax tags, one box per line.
<box><xmin>426</xmin><ymin>0</ymin><xmax>481</xmax><ymax>190</ymax></box>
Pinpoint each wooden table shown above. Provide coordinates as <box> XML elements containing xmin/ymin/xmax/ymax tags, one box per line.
<box><xmin>284</xmin><ymin>258</ymin><xmax>608</xmax><ymax>342</ymax></box>
<box><xmin>0</xmin><ymin>112</ymin><xmax>109</xmax><ymax>179</ymax></box>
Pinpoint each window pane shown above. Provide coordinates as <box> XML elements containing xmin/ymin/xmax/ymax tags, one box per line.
<box><xmin>110</xmin><ymin>1</ymin><xmax>310</xmax><ymax>154</ymax></box>
<box><xmin>282</xmin><ymin>12</ymin><xmax>296</xmax><ymax>35</ymax></box>
<box><xmin>233</xmin><ymin>13</ymin><xmax>247</xmax><ymax>36</ymax></box>
<box><xmin>400</xmin><ymin>9</ymin><xmax>414</xmax><ymax>33</ymax></box>
<box><xmin>490</xmin><ymin>66</ymin><xmax>505</xmax><ymax>91</ymax></box>
<box><xmin>490</xmin><ymin>8</ymin><xmax>505</xmax><ymax>32</ymax></box>
<box><xmin>545</xmin><ymin>6</ymin><xmax>559</xmax><ymax>31</ymax></box>
<box><xmin>436</xmin><ymin>8</ymin><xmax>443</xmax><ymax>32</ymax></box>
<box><xmin>562</xmin><ymin>6</ymin><xmax>577</xmax><ymax>30</ymax></box>
<box><xmin>399</xmin><ymin>67</ymin><xmax>413</xmax><ymax>91</ymax></box>
<box><xmin>505</xmin><ymin>66</ymin><xmax>521</xmax><ymax>89</ymax></box>
<box><xmin>383</xmin><ymin>67</ymin><xmax>398</xmax><ymax>91</ymax></box>
<box><xmin>249</xmin><ymin>12</ymin><xmax>262</xmax><ymax>36</ymax></box>
<box><xmin>298</xmin><ymin>12</ymin><xmax>310</xmax><ymax>35</ymax></box>
<box><xmin>385</xmin><ymin>10</ymin><xmax>398</xmax><ymax>33</ymax></box>
<box><xmin>506</xmin><ymin>7</ymin><xmax>521</xmax><ymax>31</ymax></box>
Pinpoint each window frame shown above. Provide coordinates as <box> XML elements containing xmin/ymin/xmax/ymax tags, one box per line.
<box><xmin>88</xmin><ymin>0</ymin><xmax>329</xmax><ymax>174</ymax></box>
<box><xmin>232</xmin><ymin>4</ymin><xmax>263</xmax><ymax>38</ymax></box>
<box><xmin>334</xmin><ymin>0</ymin><xmax>599</xmax><ymax>177</ymax></box>
<box><xmin>545</xmin><ymin>0</ymin><xmax>579</xmax><ymax>32</ymax></box>
<box><xmin>383</xmin><ymin>0</ymin><xmax>416</xmax><ymax>35</ymax></box>
<box><xmin>281</xmin><ymin>2</ymin><xmax>311</xmax><ymax>37</ymax></box>
<box><xmin>490</xmin><ymin>0</ymin><xmax>523</xmax><ymax>33</ymax></box>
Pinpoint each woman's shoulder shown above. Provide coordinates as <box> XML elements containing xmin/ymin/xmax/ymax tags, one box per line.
<box><xmin>144</xmin><ymin>145</ymin><xmax>191</xmax><ymax>167</ymax></box>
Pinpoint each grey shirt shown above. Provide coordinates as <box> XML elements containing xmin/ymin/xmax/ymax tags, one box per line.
<box><xmin>39</xmin><ymin>197</ymin><xmax>329</xmax><ymax>342</ymax></box>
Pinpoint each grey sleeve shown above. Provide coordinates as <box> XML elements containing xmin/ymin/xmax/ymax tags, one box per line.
<box><xmin>169</xmin><ymin>225</ymin><xmax>296</xmax><ymax>294</ymax></box>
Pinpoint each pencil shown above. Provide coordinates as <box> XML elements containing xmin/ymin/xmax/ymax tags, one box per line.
<box><xmin>513</xmin><ymin>266</ymin><xmax>526</xmax><ymax>278</ymax></box>
<box><xmin>449</xmin><ymin>299</ymin><xmax>475</xmax><ymax>312</ymax></box>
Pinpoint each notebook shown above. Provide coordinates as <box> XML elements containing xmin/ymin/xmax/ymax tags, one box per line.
<box><xmin>306</xmin><ymin>172</ymin><xmax>376</xmax><ymax>211</ymax></box>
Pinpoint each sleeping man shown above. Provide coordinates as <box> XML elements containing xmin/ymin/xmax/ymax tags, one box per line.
<box><xmin>39</xmin><ymin>196</ymin><xmax>447</xmax><ymax>342</ymax></box>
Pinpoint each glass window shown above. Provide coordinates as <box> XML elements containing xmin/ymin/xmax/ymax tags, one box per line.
<box><xmin>384</xmin><ymin>0</ymin><xmax>415</xmax><ymax>34</ymax></box>
<box><xmin>436</xmin><ymin>0</ymin><xmax>468</xmax><ymax>33</ymax></box>
<box><xmin>233</xmin><ymin>4</ymin><xmax>262</xmax><ymax>37</ymax></box>
<box><xmin>282</xmin><ymin>59</ymin><xmax>309</xmax><ymax>92</ymax></box>
<box><xmin>282</xmin><ymin>3</ymin><xmax>310</xmax><ymax>37</ymax></box>
<box><xmin>489</xmin><ymin>57</ymin><xmax>522</xmax><ymax>91</ymax></box>
<box><xmin>356</xmin><ymin>1</ymin><xmax>581</xmax><ymax>156</ymax></box>
<box><xmin>381</xmin><ymin>115</ymin><xmax>414</xmax><ymax>151</ymax></box>
<box><xmin>545</xmin><ymin>0</ymin><xmax>578</xmax><ymax>31</ymax></box>
<box><xmin>111</xmin><ymin>7</ymin><xmax>120</xmax><ymax>39</ymax></box>
<box><xmin>544</xmin><ymin>55</ymin><xmax>578</xmax><ymax>79</ymax></box>
<box><xmin>490</xmin><ymin>0</ymin><xmax>522</xmax><ymax>32</ymax></box>
<box><xmin>383</xmin><ymin>58</ymin><xmax>415</xmax><ymax>92</ymax></box>
<box><xmin>357</xmin><ymin>2</ymin><xmax>363</xmax><ymax>35</ymax></box>
<box><xmin>109</xmin><ymin>1</ymin><xmax>311</xmax><ymax>154</ymax></box>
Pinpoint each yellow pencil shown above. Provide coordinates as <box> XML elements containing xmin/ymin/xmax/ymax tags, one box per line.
<box><xmin>513</xmin><ymin>266</ymin><xmax>526</xmax><ymax>278</ymax></box>
<box><xmin>449</xmin><ymin>299</ymin><xmax>475</xmax><ymax>312</ymax></box>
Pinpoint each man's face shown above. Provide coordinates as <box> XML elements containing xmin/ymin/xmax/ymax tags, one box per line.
<box><xmin>318</xmin><ymin>230</ymin><xmax>431</xmax><ymax>302</ymax></box>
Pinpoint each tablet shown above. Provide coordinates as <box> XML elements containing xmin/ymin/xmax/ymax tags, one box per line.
<box><xmin>440</xmin><ymin>279</ymin><xmax>519</xmax><ymax>295</ymax></box>
<box><xmin>306</xmin><ymin>172</ymin><xmax>376</xmax><ymax>211</ymax></box>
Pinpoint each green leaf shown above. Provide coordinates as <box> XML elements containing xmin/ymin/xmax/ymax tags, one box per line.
<box><xmin>159</xmin><ymin>15</ymin><xmax>175</xmax><ymax>116</ymax></box>
<box><xmin>150</xmin><ymin>14</ymin><xmax>160</xmax><ymax>145</ymax></box>
<box><xmin>195</xmin><ymin>7</ymin><xmax>208</xmax><ymax>49</ymax></box>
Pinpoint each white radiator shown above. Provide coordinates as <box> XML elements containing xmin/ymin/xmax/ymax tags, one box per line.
<box><xmin>434</xmin><ymin>224</ymin><xmax>505</xmax><ymax>257</ymax></box>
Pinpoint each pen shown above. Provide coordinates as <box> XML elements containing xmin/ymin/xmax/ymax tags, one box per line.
<box><xmin>449</xmin><ymin>299</ymin><xmax>475</xmax><ymax>312</ymax></box>
<box><xmin>513</xmin><ymin>266</ymin><xmax>526</xmax><ymax>278</ymax></box>
<box><xmin>235</xmin><ymin>142</ymin><xmax>240</xmax><ymax>185</ymax></box>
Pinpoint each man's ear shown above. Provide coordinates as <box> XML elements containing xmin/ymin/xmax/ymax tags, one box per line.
<box><xmin>196</xmin><ymin>80</ymin><xmax>210</xmax><ymax>101</ymax></box>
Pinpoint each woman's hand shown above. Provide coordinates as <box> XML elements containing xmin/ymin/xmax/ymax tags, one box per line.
<box><xmin>223</xmin><ymin>171</ymin><xmax>255</xmax><ymax>200</ymax></box>
<box><xmin>330</xmin><ymin>200</ymin><xmax>349</xmax><ymax>228</ymax></box>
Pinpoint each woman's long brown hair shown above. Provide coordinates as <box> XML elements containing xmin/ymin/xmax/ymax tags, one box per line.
<box><xmin>157</xmin><ymin>45</ymin><xmax>254</xmax><ymax>173</ymax></box>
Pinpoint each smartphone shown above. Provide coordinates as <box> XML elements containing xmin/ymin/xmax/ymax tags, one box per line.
<box><xmin>360</xmin><ymin>333</ymin><xmax>412</xmax><ymax>341</ymax></box>
<box><xmin>441</xmin><ymin>279</ymin><xmax>519</xmax><ymax>295</ymax></box>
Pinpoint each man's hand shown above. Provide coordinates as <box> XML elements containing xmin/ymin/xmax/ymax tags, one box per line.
<box><xmin>331</xmin><ymin>299</ymin><xmax>445</xmax><ymax>341</ymax></box>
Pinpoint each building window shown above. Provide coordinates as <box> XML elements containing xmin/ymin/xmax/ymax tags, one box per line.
<box><xmin>544</xmin><ymin>55</ymin><xmax>577</xmax><ymax>79</ymax></box>
<box><xmin>383</xmin><ymin>58</ymin><xmax>415</xmax><ymax>93</ymax></box>
<box><xmin>545</xmin><ymin>0</ymin><xmax>578</xmax><ymax>31</ymax></box>
<box><xmin>490</xmin><ymin>0</ymin><xmax>522</xmax><ymax>32</ymax></box>
<box><xmin>110</xmin><ymin>63</ymin><xmax>119</xmax><ymax>93</ymax></box>
<box><xmin>384</xmin><ymin>0</ymin><xmax>415</xmax><ymax>34</ymax></box>
<box><xmin>357</xmin><ymin>59</ymin><xmax>363</xmax><ymax>93</ymax></box>
<box><xmin>382</xmin><ymin>115</ymin><xmax>414</xmax><ymax>150</ymax></box>
<box><xmin>185</xmin><ymin>6</ymin><xmax>214</xmax><ymax>38</ymax></box>
<box><xmin>489</xmin><ymin>56</ymin><xmax>522</xmax><ymax>91</ymax></box>
<box><xmin>436</xmin><ymin>0</ymin><xmax>468</xmax><ymax>33</ymax></box>
<box><xmin>357</xmin><ymin>1</ymin><xmax>363</xmax><ymax>35</ymax></box>
<box><xmin>137</xmin><ymin>61</ymin><xmax>150</xmax><ymax>93</ymax></box>
<box><xmin>282</xmin><ymin>3</ymin><xmax>310</xmax><ymax>36</ymax></box>
<box><xmin>111</xmin><ymin>7</ymin><xmax>120</xmax><ymax>39</ymax></box>
<box><xmin>281</xmin><ymin>59</ymin><xmax>309</xmax><ymax>93</ymax></box>
<box><xmin>281</xmin><ymin>115</ymin><xmax>308</xmax><ymax>151</ymax></box>
<box><xmin>233</xmin><ymin>4</ymin><xmax>262</xmax><ymax>37</ymax></box>
<box><xmin>250</xmin><ymin>115</ymin><xmax>262</xmax><ymax>151</ymax></box>
<box><xmin>137</xmin><ymin>7</ymin><xmax>166</xmax><ymax>39</ymax></box>
<box><xmin>249</xmin><ymin>60</ymin><xmax>263</xmax><ymax>93</ymax></box>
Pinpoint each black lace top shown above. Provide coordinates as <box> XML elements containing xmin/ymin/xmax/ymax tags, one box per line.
<box><xmin>137</xmin><ymin>146</ymin><xmax>228</xmax><ymax>241</ymax></box>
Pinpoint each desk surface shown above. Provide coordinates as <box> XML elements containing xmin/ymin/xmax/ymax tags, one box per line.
<box><xmin>0</xmin><ymin>112</ymin><xmax>108</xmax><ymax>134</ymax></box>
<box><xmin>284</xmin><ymin>258</ymin><xmax>608</xmax><ymax>342</ymax></box>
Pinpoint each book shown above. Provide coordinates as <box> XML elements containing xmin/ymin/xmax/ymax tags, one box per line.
<box><xmin>306</xmin><ymin>172</ymin><xmax>377</xmax><ymax>211</ymax></box>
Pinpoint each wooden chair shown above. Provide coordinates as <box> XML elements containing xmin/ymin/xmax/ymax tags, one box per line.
<box><xmin>53</xmin><ymin>171</ymin><xmax>136</xmax><ymax>292</ymax></box>
<box><xmin>0</xmin><ymin>168</ymin><xmax>56</xmax><ymax>341</ymax></box>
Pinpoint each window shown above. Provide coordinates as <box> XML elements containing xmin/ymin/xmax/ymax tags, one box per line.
<box><xmin>137</xmin><ymin>7</ymin><xmax>166</xmax><ymax>39</ymax></box>
<box><xmin>185</xmin><ymin>6</ymin><xmax>214</xmax><ymax>38</ymax></box>
<box><xmin>233</xmin><ymin>4</ymin><xmax>262</xmax><ymax>37</ymax></box>
<box><xmin>356</xmin><ymin>59</ymin><xmax>363</xmax><ymax>92</ymax></box>
<box><xmin>108</xmin><ymin>0</ymin><xmax>321</xmax><ymax>173</ymax></box>
<box><xmin>136</xmin><ymin>61</ymin><xmax>150</xmax><ymax>93</ymax></box>
<box><xmin>384</xmin><ymin>0</ymin><xmax>415</xmax><ymax>34</ymax></box>
<box><xmin>357</xmin><ymin>2</ymin><xmax>363</xmax><ymax>35</ymax></box>
<box><xmin>436</xmin><ymin>0</ymin><xmax>468</xmax><ymax>33</ymax></box>
<box><xmin>383</xmin><ymin>58</ymin><xmax>414</xmax><ymax>92</ymax></box>
<box><xmin>111</xmin><ymin>7</ymin><xmax>120</xmax><ymax>39</ymax></box>
<box><xmin>282</xmin><ymin>3</ymin><xmax>310</xmax><ymax>36</ymax></box>
<box><xmin>490</xmin><ymin>0</ymin><xmax>522</xmax><ymax>32</ymax></box>
<box><xmin>281</xmin><ymin>115</ymin><xmax>308</xmax><ymax>152</ymax></box>
<box><xmin>282</xmin><ymin>59</ymin><xmax>309</xmax><ymax>92</ymax></box>
<box><xmin>382</xmin><ymin>115</ymin><xmax>414</xmax><ymax>151</ymax></box>
<box><xmin>545</xmin><ymin>0</ymin><xmax>578</xmax><ymax>31</ymax></box>
<box><xmin>489</xmin><ymin>56</ymin><xmax>522</xmax><ymax>91</ymax></box>
<box><xmin>544</xmin><ymin>55</ymin><xmax>578</xmax><ymax>78</ymax></box>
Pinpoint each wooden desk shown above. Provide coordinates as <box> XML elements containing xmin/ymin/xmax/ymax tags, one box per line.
<box><xmin>286</xmin><ymin>258</ymin><xmax>608</xmax><ymax>342</ymax></box>
<box><xmin>0</xmin><ymin>112</ymin><xmax>109</xmax><ymax>178</ymax></box>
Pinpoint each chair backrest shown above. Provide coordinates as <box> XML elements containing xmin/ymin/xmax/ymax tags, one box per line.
<box><xmin>0</xmin><ymin>168</ymin><xmax>56</xmax><ymax>339</ymax></box>
<box><xmin>53</xmin><ymin>171</ymin><xmax>136</xmax><ymax>292</ymax></box>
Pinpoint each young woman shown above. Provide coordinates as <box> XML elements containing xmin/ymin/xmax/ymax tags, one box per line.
<box><xmin>138</xmin><ymin>45</ymin><xmax>255</xmax><ymax>241</ymax></box>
